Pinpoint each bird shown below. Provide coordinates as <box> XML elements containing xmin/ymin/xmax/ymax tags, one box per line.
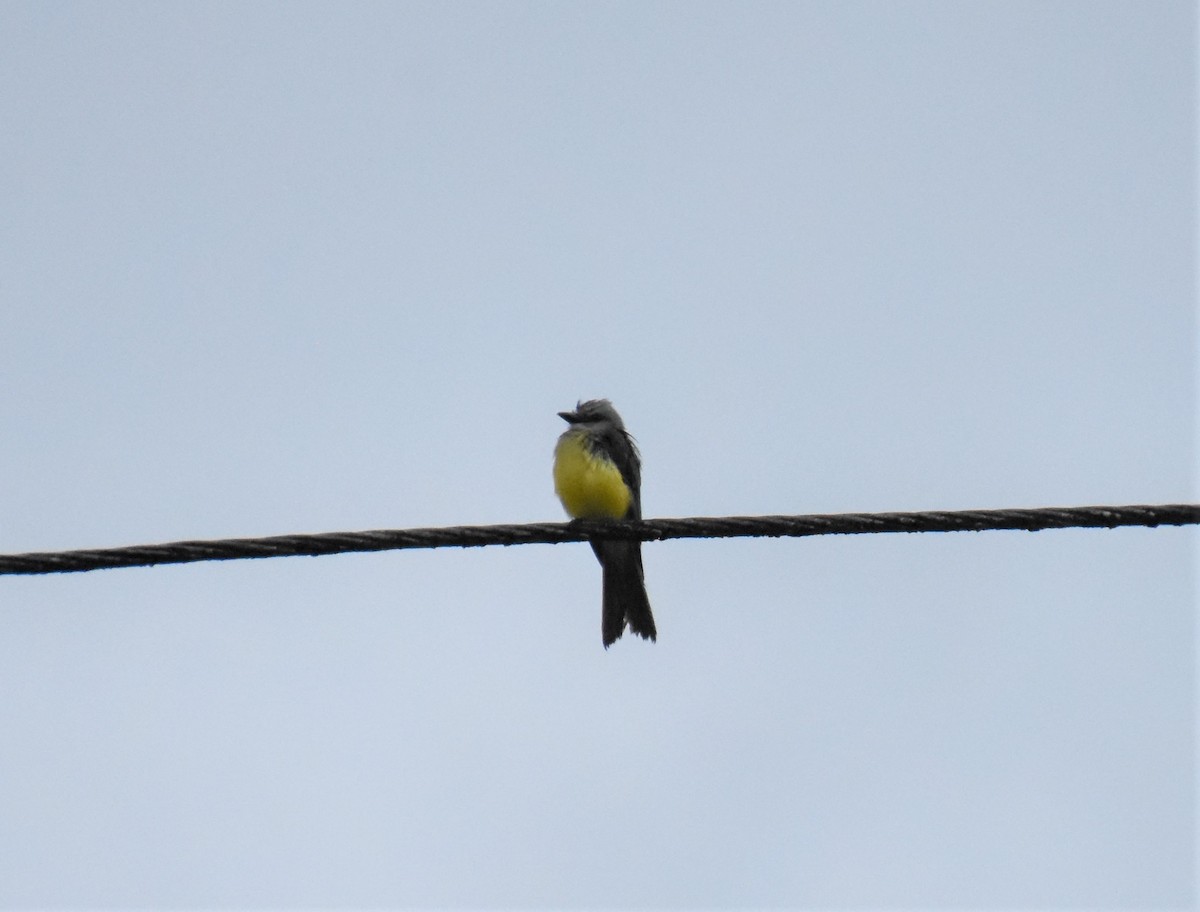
<box><xmin>553</xmin><ymin>399</ymin><xmax>656</xmax><ymax>647</ymax></box>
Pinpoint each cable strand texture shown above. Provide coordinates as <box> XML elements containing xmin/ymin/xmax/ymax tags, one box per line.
<box><xmin>1</xmin><ymin>503</ymin><xmax>1195</xmax><ymax>576</ymax></box>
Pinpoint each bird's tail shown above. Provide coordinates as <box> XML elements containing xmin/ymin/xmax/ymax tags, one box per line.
<box><xmin>593</xmin><ymin>539</ymin><xmax>657</xmax><ymax>648</ymax></box>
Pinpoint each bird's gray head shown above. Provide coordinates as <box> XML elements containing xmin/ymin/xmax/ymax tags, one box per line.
<box><xmin>558</xmin><ymin>398</ymin><xmax>625</xmax><ymax>429</ymax></box>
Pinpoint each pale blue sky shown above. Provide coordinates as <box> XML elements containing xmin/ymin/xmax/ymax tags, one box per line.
<box><xmin>0</xmin><ymin>2</ymin><xmax>1194</xmax><ymax>908</ymax></box>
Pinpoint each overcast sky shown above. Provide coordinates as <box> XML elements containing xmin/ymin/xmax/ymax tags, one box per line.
<box><xmin>0</xmin><ymin>2</ymin><xmax>1194</xmax><ymax>909</ymax></box>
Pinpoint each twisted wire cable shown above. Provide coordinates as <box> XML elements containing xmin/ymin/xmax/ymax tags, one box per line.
<box><xmin>1</xmin><ymin>503</ymin><xmax>1195</xmax><ymax>577</ymax></box>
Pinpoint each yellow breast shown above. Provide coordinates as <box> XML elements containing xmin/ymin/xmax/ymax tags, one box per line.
<box><xmin>554</xmin><ymin>431</ymin><xmax>632</xmax><ymax>519</ymax></box>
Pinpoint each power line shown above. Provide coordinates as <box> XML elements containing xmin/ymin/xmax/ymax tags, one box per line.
<box><xmin>1</xmin><ymin>503</ymin><xmax>1195</xmax><ymax>577</ymax></box>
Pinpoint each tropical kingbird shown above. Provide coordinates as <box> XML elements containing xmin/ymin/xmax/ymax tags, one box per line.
<box><xmin>553</xmin><ymin>399</ymin><xmax>657</xmax><ymax>647</ymax></box>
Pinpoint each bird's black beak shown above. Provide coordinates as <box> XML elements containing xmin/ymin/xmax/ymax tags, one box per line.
<box><xmin>558</xmin><ymin>410</ymin><xmax>578</xmax><ymax>423</ymax></box>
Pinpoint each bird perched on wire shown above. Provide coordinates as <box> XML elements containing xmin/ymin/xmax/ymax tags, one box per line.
<box><xmin>553</xmin><ymin>399</ymin><xmax>657</xmax><ymax>647</ymax></box>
